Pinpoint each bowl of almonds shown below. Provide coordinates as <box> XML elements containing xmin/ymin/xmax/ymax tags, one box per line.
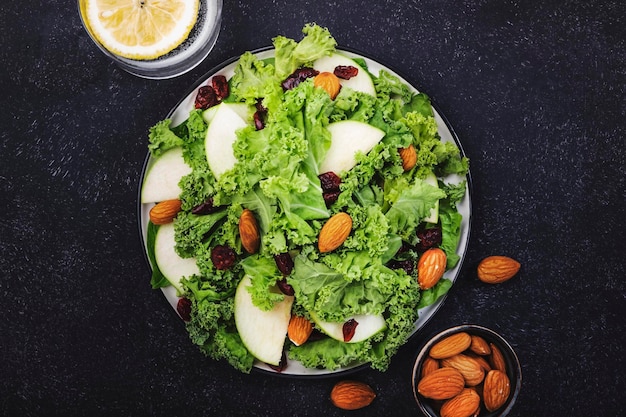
<box><xmin>411</xmin><ymin>325</ymin><xmax>521</xmax><ymax>417</ymax></box>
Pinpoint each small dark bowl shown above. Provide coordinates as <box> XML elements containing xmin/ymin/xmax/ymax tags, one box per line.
<box><xmin>411</xmin><ymin>325</ymin><xmax>522</xmax><ymax>417</ymax></box>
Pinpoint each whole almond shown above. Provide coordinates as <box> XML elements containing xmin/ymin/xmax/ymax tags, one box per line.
<box><xmin>469</xmin><ymin>334</ymin><xmax>491</xmax><ymax>355</ymax></box>
<box><xmin>421</xmin><ymin>357</ymin><xmax>440</xmax><ymax>378</ymax></box>
<box><xmin>239</xmin><ymin>209</ymin><xmax>260</xmax><ymax>254</ymax></box>
<box><xmin>417</xmin><ymin>367</ymin><xmax>465</xmax><ymax>400</ymax></box>
<box><xmin>483</xmin><ymin>370</ymin><xmax>511</xmax><ymax>412</ymax></box>
<box><xmin>441</xmin><ymin>354</ymin><xmax>485</xmax><ymax>386</ymax></box>
<box><xmin>477</xmin><ymin>255</ymin><xmax>520</xmax><ymax>284</ymax></box>
<box><xmin>399</xmin><ymin>144</ymin><xmax>417</xmax><ymax>171</ymax></box>
<box><xmin>287</xmin><ymin>315</ymin><xmax>313</xmax><ymax>346</ymax></box>
<box><xmin>149</xmin><ymin>199</ymin><xmax>182</xmax><ymax>225</ymax></box>
<box><xmin>417</xmin><ymin>248</ymin><xmax>447</xmax><ymax>290</ymax></box>
<box><xmin>330</xmin><ymin>380</ymin><xmax>376</xmax><ymax>410</ymax></box>
<box><xmin>318</xmin><ymin>212</ymin><xmax>352</xmax><ymax>253</ymax></box>
<box><xmin>429</xmin><ymin>332</ymin><xmax>472</xmax><ymax>359</ymax></box>
<box><xmin>314</xmin><ymin>72</ymin><xmax>342</xmax><ymax>100</ymax></box>
<box><xmin>489</xmin><ymin>342</ymin><xmax>507</xmax><ymax>373</ymax></box>
<box><xmin>467</xmin><ymin>352</ymin><xmax>492</xmax><ymax>372</ymax></box>
<box><xmin>440</xmin><ymin>388</ymin><xmax>481</xmax><ymax>417</ymax></box>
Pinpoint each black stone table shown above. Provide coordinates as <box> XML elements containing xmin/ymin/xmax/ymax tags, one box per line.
<box><xmin>1</xmin><ymin>1</ymin><xmax>624</xmax><ymax>415</ymax></box>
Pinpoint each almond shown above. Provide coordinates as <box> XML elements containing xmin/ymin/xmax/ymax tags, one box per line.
<box><xmin>330</xmin><ymin>380</ymin><xmax>376</xmax><ymax>410</ymax></box>
<box><xmin>421</xmin><ymin>357</ymin><xmax>440</xmax><ymax>378</ymax></box>
<box><xmin>417</xmin><ymin>248</ymin><xmax>447</xmax><ymax>290</ymax></box>
<box><xmin>469</xmin><ymin>334</ymin><xmax>491</xmax><ymax>355</ymax></box>
<box><xmin>477</xmin><ymin>255</ymin><xmax>520</xmax><ymax>284</ymax></box>
<box><xmin>149</xmin><ymin>199</ymin><xmax>182</xmax><ymax>225</ymax></box>
<box><xmin>417</xmin><ymin>367</ymin><xmax>465</xmax><ymax>400</ymax></box>
<box><xmin>441</xmin><ymin>354</ymin><xmax>485</xmax><ymax>386</ymax></box>
<box><xmin>314</xmin><ymin>71</ymin><xmax>341</xmax><ymax>100</ymax></box>
<box><xmin>429</xmin><ymin>332</ymin><xmax>472</xmax><ymax>359</ymax></box>
<box><xmin>399</xmin><ymin>144</ymin><xmax>417</xmax><ymax>171</ymax></box>
<box><xmin>440</xmin><ymin>388</ymin><xmax>481</xmax><ymax>417</ymax></box>
<box><xmin>318</xmin><ymin>212</ymin><xmax>352</xmax><ymax>253</ymax></box>
<box><xmin>483</xmin><ymin>370</ymin><xmax>511</xmax><ymax>412</ymax></box>
<box><xmin>467</xmin><ymin>352</ymin><xmax>492</xmax><ymax>372</ymax></box>
<box><xmin>489</xmin><ymin>342</ymin><xmax>507</xmax><ymax>373</ymax></box>
<box><xmin>287</xmin><ymin>315</ymin><xmax>313</xmax><ymax>346</ymax></box>
<box><xmin>239</xmin><ymin>209</ymin><xmax>260</xmax><ymax>254</ymax></box>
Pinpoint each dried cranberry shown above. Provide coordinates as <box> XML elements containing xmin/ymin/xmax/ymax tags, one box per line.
<box><xmin>211</xmin><ymin>75</ymin><xmax>229</xmax><ymax>100</ymax></box>
<box><xmin>267</xmin><ymin>350</ymin><xmax>288</xmax><ymax>372</ymax></box>
<box><xmin>276</xmin><ymin>278</ymin><xmax>295</xmax><ymax>296</ymax></box>
<box><xmin>342</xmin><ymin>318</ymin><xmax>359</xmax><ymax>342</ymax></box>
<box><xmin>281</xmin><ymin>67</ymin><xmax>319</xmax><ymax>91</ymax></box>
<box><xmin>194</xmin><ymin>85</ymin><xmax>218</xmax><ymax>109</ymax></box>
<box><xmin>176</xmin><ymin>297</ymin><xmax>192</xmax><ymax>322</ymax></box>
<box><xmin>318</xmin><ymin>171</ymin><xmax>341</xmax><ymax>192</ymax></box>
<box><xmin>211</xmin><ymin>245</ymin><xmax>236</xmax><ymax>270</ymax></box>
<box><xmin>388</xmin><ymin>258</ymin><xmax>416</xmax><ymax>277</ymax></box>
<box><xmin>191</xmin><ymin>197</ymin><xmax>221</xmax><ymax>215</ymax></box>
<box><xmin>253</xmin><ymin>110</ymin><xmax>265</xmax><ymax>130</ymax></box>
<box><xmin>334</xmin><ymin>65</ymin><xmax>359</xmax><ymax>80</ymax></box>
<box><xmin>323</xmin><ymin>191</ymin><xmax>341</xmax><ymax>207</ymax></box>
<box><xmin>274</xmin><ymin>253</ymin><xmax>294</xmax><ymax>276</ymax></box>
<box><xmin>307</xmin><ymin>328</ymin><xmax>326</xmax><ymax>342</ymax></box>
<box><xmin>416</xmin><ymin>227</ymin><xmax>443</xmax><ymax>252</ymax></box>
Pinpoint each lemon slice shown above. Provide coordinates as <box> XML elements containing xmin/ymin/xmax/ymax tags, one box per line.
<box><xmin>84</xmin><ymin>0</ymin><xmax>199</xmax><ymax>60</ymax></box>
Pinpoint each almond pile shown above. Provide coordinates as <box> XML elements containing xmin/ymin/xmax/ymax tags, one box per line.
<box><xmin>416</xmin><ymin>331</ymin><xmax>512</xmax><ymax>417</ymax></box>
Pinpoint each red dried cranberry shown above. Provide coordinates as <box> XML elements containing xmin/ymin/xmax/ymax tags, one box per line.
<box><xmin>318</xmin><ymin>171</ymin><xmax>341</xmax><ymax>192</ymax></box>
<box><xmin>176</xmin><ymin>297</ymin><xmax>192</xmax><ymax>322</ymax></box>
<box><xmin>323</xmin><ymin>191</ymin><xmax>341</xmax><ymax>207</ymax></box>
<box><xmin>334</xmin><ymin>65</ymin><xmax>359</xmax><ymax>80</ymax></box>
<box><xmin>388</xmin><ymin>258</ymin><xmax>416</xmax><ymax>277</ymax></box>
<box><xmin>211</xmin><ymin>75</ymin><xmax>229</xmax><ymax>100</ymax></box>
<box><xmin>276</xmin><ymin>278</ymin><xmax>295</xmax><ymax>296</ymax></box>
<box><xmin>416</xmin><ymin>227</ymin><xmax>443</xmax><ymax>252</ymax></box>
<box><xmin>274</xmin><ymin>253</ymin><xmax>294</xmax><ymax>276</ymax></box>
<box><xmin>307</xmin><ymin>328</ymin><xmax>326</xmax><ymax>342</ymax></box>
<box><xmin>194</xmin><ymin>85</ymin><xmax>218</xmax><ymax>109</ymax></box>
<box><xmin>253</xmin><ymin>110</ymin><xmax>265</xmax><ymax>130</ymax></box>
<box><xmin>211</xmin><ymin>245</ymin><xmax>236</xmax><ymax>270</ymax></box>
<box><xmin>281</xmin><ymin>67</ymin><xmax>319</xmax><ymax>91</ymax></box>
<box><xmin>191</xmin><ymin>197</ymin><xmax>221</xmax><ymax>215</ymax></box>
<box><xmin>342</xmin><ymin>318</ymin><xmax>359</xmax><ymax>342</ymax></box>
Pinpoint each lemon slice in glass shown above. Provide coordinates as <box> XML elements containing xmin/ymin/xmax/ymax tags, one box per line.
<box><xmin>84</xmin><ymin>0</ymin><xmax>199</xmax><ymax>60</ymax></box>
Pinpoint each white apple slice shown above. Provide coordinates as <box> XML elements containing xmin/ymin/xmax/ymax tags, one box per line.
<box><xmin>141</xmin><ymin>147</ymin><xmax>191</xmax><ymax>204</ymax></box>
<box><xmin>319</xmin><ymin>120</ymin><xmax>385</xmax><ymax>174</ymax></box>
<box><xmin>204</xmin><ymin>103</ymin><xmax>249</xmax><ymax>180</ymax></box>
<box><xmin>309</xmin><ymin>312</ymin><xmax>386</xmax><ymax>343</ymax></box>
<box><xmin>154</xmin><ymin>222</ymin><xmax>200</xmax><ymax>293</ymax></box>
<box><xmin>234</xmin><ymin>276</ymin><xmax>294</xmax><ymax>366</ymax></box>
<box><xmin>313</xmin><ymin>53</ymin><xmax>376</xmax><ymax>96</ymax></box>
<box><xmin>203</xmin><ymin>102</ymin><xmax>251</xmax><ymax>125</ymax></box>
<box><xmin>423</xmin><ymin>172</ymin><xmax>439</xmax><ymax>224</ymax></box>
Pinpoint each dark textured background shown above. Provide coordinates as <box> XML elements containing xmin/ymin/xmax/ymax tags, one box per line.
<box><xmin>1</xmin><ymin>0</ymin><xmax>624</xmax><ymax>415</ymax></box>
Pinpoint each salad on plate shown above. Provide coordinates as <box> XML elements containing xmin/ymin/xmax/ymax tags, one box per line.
<box><xmin>140</xmin><ymin>24</ymin><xmax>470</xmax><ymax>375</ymax></box>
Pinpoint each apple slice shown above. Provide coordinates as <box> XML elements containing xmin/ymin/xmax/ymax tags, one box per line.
<box><xmin>309</xmin><ymin>312</ymin><xmax>386</xmax><ymax>343</ymax></box>
<box><xmin>141</xmin><ymin>147</ymin><xmax>191</xmax><ymax>204</ymax></box>
<box><xmin>313</xmin><ymin>52</ymin><xmax>376</xmax><ymax>96</ymax></box>
<box><xmin>204</xmin><ymin>103</ymin><xmax>249</xmax><ymax>180</ymax></box>
<box><xmin>154</xmin><ymin>222</ymin><xmax>200</xmax><ymax>293</ymax></box>
<box><xmin>203</xmin><ymin>102</ymin><xmax>251</xmax><ymax>125</ymax></box>
<box><xmin>319</xmin><ymin>120</ymin><xmax>385</xmax><ymax>174</ymax></box>
<box><xmin>234</xmin><ymin>276</ymin><xmax>294</xmax><ymax>366</ymax></box>
<box><xmin>423</xmin><ymin>172</ymin><xmax>439</xmax><ymax>224</ymax></box>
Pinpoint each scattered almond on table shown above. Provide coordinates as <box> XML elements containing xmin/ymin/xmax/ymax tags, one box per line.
<box><xmin>330</xmin><ymin>380</ymin><xmax>376</xmax><ymax>410</ymax></box>
<box><xmin>477</xmin><ymin>256</ymin><xmax>521</xmax><ymax>284</ymax></box>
